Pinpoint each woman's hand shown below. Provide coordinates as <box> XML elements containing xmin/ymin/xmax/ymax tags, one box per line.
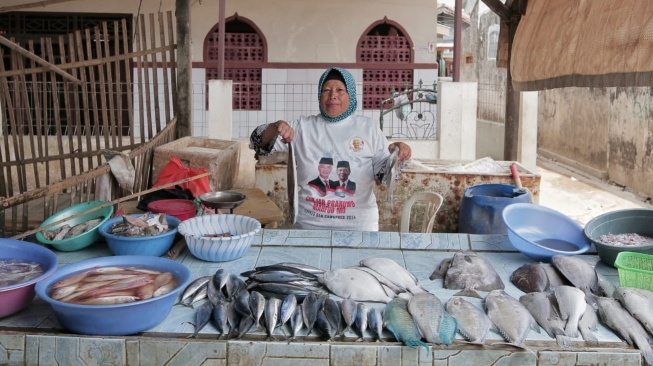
<box><xmin>389</xmin><ymin>142</ymin><xmax>411</xmax><ymax>161</ymax></box>
<box><xmin>275</xmin><ymin>120</ymin><xmax>295</xmax><ymax>143</ymax></box>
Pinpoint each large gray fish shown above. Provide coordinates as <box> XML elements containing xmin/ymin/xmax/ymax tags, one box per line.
<box><xmin>368</xmin><ymin>307</ymin><xmax>384</xmax><ymax>342</ymax></box>
<box><xmin>359</xmin><ymin>257</ymin><xmax>426</xmax><ymax>295</ymax></box>
<box><xmin>578</xmin><ymin>303</ymin><xmax>599</xmax><ymax>346</ymax></box>
<box><xmin>520</xmin><ymin>292</ymin><xmax>571</xmax><ymax>348</ymax></box>
<box><xmin>596</xmin><ymin>296</ymin><xmax>653</xmax><ymax>366</ymax></box>
<box><xmin>225</xmin><ymin>274</ymin><xmax>247</xmax><ymax>300</ymax></box>
<box><xmin>383</xmin><ymin>298</ymin><xmax>429</xmax><ymax>349</ymax></box>
<box><xmin>350</xmin><ymin>266</ymin><xmax>403</xmax><ymax>296</ymax></box>
<box><xmin>302</xmin><ymin>292</ymin><xmax>320</xmax><ymax>336</ymax></box>
<box><xmin>446</xmin><ymin>296</ymin><xmax>491</xmax><ymax>345</ymax></box>
<box><xmin>340</xmin><ymin>297</ymin><xmax>358</xmax><ymax>336</ymax></box>
<box><xmin>354</xmin><ymin>302</ymin><xmax>369</xmax><ymax>342</ymax></box>
<box><xmin>485</xmin><ymin>290</ymin><xmax>538</xmax><ymax>352</ymax></box>
<box><xmin>276</xmin><ymin>262</ymin><xmax>325</xmax><ymax>275</ymax></box>
<box><xmin>555</xmin><ymin>285</ymin><xmax>586</xmax><ymax>338</ymax></box>
<box><xmin>551</xmin><ymin>255</ymin><xmax>598</xmax><ymax>303</ymax></box>
<box><xmin>233</xmin><ymin>290</ymin><xmax>253</xmax><ymax>319</ymax></box>
<box><xmin>407</xmin><ymin>293</ymin><xmax>444</xmax><ymax>344</ymax></box>
<box><xmin>318</xmin><ymin>268</ymin><xmax>393</xmax><ymax>303</ymax></box>
<box><xmin>440</xmin><ymin>251</ymin><xmax>505</xmax><ymax>299</ymax></box>
<box><xmin>616</xmin><ymin>287</ymin><xmax>653</xmax><ymax>337</ymax></box>
<box><xmin>264</xmin><ymin>297</ymin><xmax>281</xmax><ymax>340</ymax></box>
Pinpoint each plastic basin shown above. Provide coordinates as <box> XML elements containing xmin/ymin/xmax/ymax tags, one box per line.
<box><xmin>459</xmin><ymin>183</ymin><xmax>532</xmax><ymax>235</ymax></box>
<box><xmin>98</xmin><ymin>214</ymin><xmax>181</xmax><ymax>257</ymax></box>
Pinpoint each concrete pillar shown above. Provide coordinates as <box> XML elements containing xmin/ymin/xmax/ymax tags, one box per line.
<box><xmin>437</xmin><ymin>81</ymin><xmax>477</xmax><ymax>160</ymax></box>
<box><xmin>518</xmin><ymin>91</ymin><xmax>538</xmax><ymax>171</ymax></box>
<box><xmin>207</xmin><ymin>79</ymin><xmax>233</xmax><ymax>139</ymax></box>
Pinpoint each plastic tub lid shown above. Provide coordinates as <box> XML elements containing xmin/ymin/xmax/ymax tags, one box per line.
<box><xmin>148</xmin><ymin>199</ymin><xmax>196</xmax><ymax>214</ymax></box>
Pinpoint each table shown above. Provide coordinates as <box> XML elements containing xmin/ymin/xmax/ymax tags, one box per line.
<box><xmin>227</xmin><ymin>188</ymin><xmax>284</xmax><ymax>228</ymax></box>
<box><xmin>0</xmin><ymin>230</ymin><xmax>644</xmax><ymax>366</ymax></box>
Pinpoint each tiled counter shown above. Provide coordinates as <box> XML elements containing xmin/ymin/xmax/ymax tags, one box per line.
<box><xmin>0</xmin><ymin>230</ymin><xmax>644</xmax><ymax>366</ymax></box>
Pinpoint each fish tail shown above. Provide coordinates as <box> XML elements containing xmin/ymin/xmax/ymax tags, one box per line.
<box><xmin>490</xmin><ymin>342</ymin><xmax>537</xmax><ymax>356</ymax></box>
<box><xmin>564</xmin><ymin>320</ymin><xmax>580</xmax><ymax>338</ymax></box>
<box><xmin>579</xmin><ymin>328</ymin><xmax>598</xmax><ymax>346</ymax></box>
<box><xmin>555</xmin><ymin>334</ymin><xmax>573</xmax><ymax>349</ymax></box>
<box><xmin>452</xmin><ymin>289</ymin><xmax>482</xmax><ymax>299</ymax></box>
<box><xmin>404</xmin><ymin>339</ymin><xmax>430</xmax><ymax>350</ymax></box>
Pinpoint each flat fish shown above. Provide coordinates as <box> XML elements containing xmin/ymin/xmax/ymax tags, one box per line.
<box><xmin>359</xmin><ymin>257</ymin><xmax>426</xmax><ymax>295</ymax></box>
<box><xmin>596</xmin><ymin>296</ymin><xmax>653</xmax><ymax>366</ymax></box>
<box><xmin>442</xmin><ymin>251</ymin><xmax>505</xmax><ymax>299</ymax></box>
<box><xmin>616</xmin><ymin>287</ymin><xmax>653</xmax><ymax>337</ymax></box>
<box><xmin>446</xmin><ymin>296</ymin><xmax>491</xmax><ymax>345</ymax></box>
<box><xmin>555</xmin><ymin>285</ymin><xmax>586</xmax><ymax>338</ymax></box>
<box><xmin>407</xmin><ymin>293</ymin><xmax>445</xmax><ymax>344</ymax></box>
<box><xmin>439</xmin><ymin>309</ymin><xmax>458</xmax><ymax>346</ymax></box>
<box><xmin>318</xmin><ymin>268</ymin><xmax>393</xmax><ymax>303</ymax></box>
<box><xmin>511</xmin><ymin>263</ymin><xmax>550</xmax><ymax>293</ymax></box>
<box><xmin>520</xmin><ymin>292</ymin><xmax>572</xmax><ymax>348</ymax></box>
<box><xmin>485</xmin><ymin>290</ymin><xmax>538</xmax><ymax>352</ymax></box>
<box><xmin>551</xmin><ymin>255</ymin><xmax>598</xmax><ymax>303</ymax></box>
<box><xmin>383</xmin><ymin>298</ymin><xmax>429</xmax><ymax>349</ymax></box>
<box><xmin>578</xmin><ymin>303</ymin><xmax>599</xmax><ymax>346</ymax></box>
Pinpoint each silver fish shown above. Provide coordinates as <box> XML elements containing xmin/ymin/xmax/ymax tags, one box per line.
<box><xmin>383</xmin><ymin>298</ymin><xmax>428</xmax><ymax>349</ymax></box>
<box><xmin>407</xmin><ymin>292</ymin><xmax>444</xmax><ymax>344</ymax></box>
<box><xmin>616</xmin><ymin>287</ymin><xmax>653</xmax><ymax>337</ymax></box>
<box><xmin>520</xmin><ymin>292</ymin><xmax>571</xmax><ymax>348</ymax></box>
<box><xmin>441</xmin><ymin>251</ymin><xmax>505</xmax><ymax>299</ymax></box>
<box><xmin>324</xmin><ymin>298</ymin><xmax>342</xmax><ymax>336</ymax></box>
<box><xmin>276</xmin><ymin>262</ymin><xmax>325</xmax><ymax>275</ymax></box>
<box><xmin>340</xmin><ymin>297</ymin><xmax>358</xmax><ymax>336</ymax></box>
<box><xmin>354</xmin><ymin>302</ymin><xmax>369</xmax><ymax>342</ymax></box>
<box><xmin>359</xmin><ymin>257</ymin><xmax>425</xmax><ymax>295</ymax></box>
<box><xmin>485</xmin><ymin>290</ymin><xmax>538</xmax><ymax>352</ymax></box>
<box><xmin>551</xmin><ymin>255</ymin><xmax>598</xmax><ymax>303</ymax></box>
<box><xmin>264</xmin><ymin>297</ymin><xmax>281</xmax><ymax>340</ymax></box>
<box><xmin>316</xmin><ymin>309</ymin><xmax>334</xmax><ymax>341</ymax></box>
<box><xmin>555</xmin><ymin>285</ymin><xmax>586</xmax><ymax>338</ymax></box>
<box><xmin>225</xmin><ymin>274</ymin><xmax>247</xmax><ymax>300</ymax></box>
<box><xmin>446</xmin><ymin>296</ymin><xmax>491</xmax><ymax>345</ymax></box>
<box><xmin>249</xmin><ymin>290</ymin><xmax>266</xmax><ymax>329</ymax></box>
<box><xmin>236</xmin><ymin>316</ymin><xmax>256</xmax><ymax>339</ymax></box>
<box><xmin>302</xmin><ymin>292</ymin><xmax>320</xmax><ymax>336</ymax></box>
<box><xmin>212</xmin><ymin>301</ymin><xmax>229</xmax><ymax>338</ymax></box>
<box><xmin>368</xmin><ymin>307</ymin><xmax>384</xmax><ymax>342</ymax></box>
<box><xmin>214</xmin><ymin>269</ymin><xmax>229</xmax><ymax>292</ymax></box>
<box><xmin>279</xmin><ymin>294</ymin><xmax>298</xmax><ymax>327</ymax></box>
<box><xmin>233</xmin><ymin>290</ymin><xmax>253</xmax><ymax>319</ymax></box>
<box><xmin>188</xmin><ymin>300</ymin><xmax>213</xmax><ymax>338</ymax></box>
<box><xmin>595</xmin><ymin>272</ymin><xmax>617</xmax><ymax>298</ymax></box>
<box><xmin>578</xmin><ymin>302</ymin><xmax>599</xmax><ymax>346</ymax></box>
<box><xmin>318</xmin><ymin>268</ymin><xmax>393</xmax><ymax>303</ymax></box>
<box><xmin>179</xmin><ymin>276</ymin><xmax>211</xmax><ymax>305</ymax></box>
<box><xmin>189</xmin><ymin>284</ymin><xmax>209</xmax><ymax>308</ymax></box>
<box><xmin>226</xmin><ymin>302</ymin><xmax>242</xmax><ymax>339</ymax></box>
<box><xmin>596</xmin><ymin>296</ymin><xmax>653</xmax><ymax>366</ymax></box>
<box><xmin>206</xmin><ymin>277</ymin><xmax>220</xmax><ymax>306</ymax></box>
<box><xmin>290</xmin><ymin>304</ymin><xmax>304</xmax><ymax>340</ymax></box>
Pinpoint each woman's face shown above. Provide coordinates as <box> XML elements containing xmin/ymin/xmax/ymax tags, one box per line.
<box><xmin>320</xmin><ymin>79</ymin><xmax>350</xmax><ymax>118</ymax></box>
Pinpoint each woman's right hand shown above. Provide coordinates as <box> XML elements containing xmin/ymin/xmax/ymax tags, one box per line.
<box><xmin>275</xmin><ymin>120</ymin><xmax>295</xmax><ymax>143</ymax></box>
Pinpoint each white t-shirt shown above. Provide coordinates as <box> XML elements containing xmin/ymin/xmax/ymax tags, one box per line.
<box><xmin>271</xmin><ymin>114</ymin><xmax>390</xmax><ymax>231</ymax></box>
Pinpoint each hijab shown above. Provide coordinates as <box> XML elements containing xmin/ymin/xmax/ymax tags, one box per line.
<box><xmin>318</xmin><ymin>67</ymin><xmax>357</xmax><ymax>123</ymax></box>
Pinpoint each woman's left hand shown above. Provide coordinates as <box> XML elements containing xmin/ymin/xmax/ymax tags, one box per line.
<box><xmin>389</xmin><ymin>142</ymin><xmax>412</xmax><ymax>161</ymax></box>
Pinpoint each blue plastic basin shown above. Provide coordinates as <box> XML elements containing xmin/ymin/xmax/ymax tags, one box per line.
<box><xmin>459</xmin><ymin>183</ymin><xmax>532</xmax><ymax>234</ymax></box>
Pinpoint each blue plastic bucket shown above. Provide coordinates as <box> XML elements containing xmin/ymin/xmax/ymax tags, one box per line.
<box><xmin>458</xmin><ymin>183</ymin><xmax>532</xmax><ymax>235</ymax></box>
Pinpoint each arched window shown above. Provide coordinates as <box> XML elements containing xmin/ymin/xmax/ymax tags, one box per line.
<box><xmin>357</xmin><ymin>18</ymin><xmax>413</xmax><ymax>110</ymax></box>
<box><xmin>204</xmin><ymin>14</ymin><xmax>266</xmax><ymax>110</ymax></box>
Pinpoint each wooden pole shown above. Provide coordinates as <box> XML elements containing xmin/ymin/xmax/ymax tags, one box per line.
<box><xmin>218</xmin><ymin>0</ymin><xmax>226</xmax><ymax>80</ymax></box>
<box><xmin>0</xmin><ymin>35</ymin><xmax>81</xmax><ymax>84</ymax></box>
<box><xmin>175</xmin><ymin>0</ymin><xmax>192</xmax><ymax>138</ymax></box>
<box><xmin>453</xmin><ymin>0</ymin><xmax>462</xmax><ymax>81</ymax></box>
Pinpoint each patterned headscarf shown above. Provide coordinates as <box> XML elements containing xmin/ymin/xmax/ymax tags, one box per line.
<box><xmin>318</xmin><ymin>67</ymin><xmax>357</xmax><ymax>123</ymax></box>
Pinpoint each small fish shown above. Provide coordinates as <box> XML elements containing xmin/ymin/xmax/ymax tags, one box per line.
<box><xmin>53</xmin><ymin>225</ymin><xmax>72</xmax><ymax>240</ymax></box>
<box><xmin>368</xmin><ymin>307</ymin><xmax>384</xmax><ymax>342</ymax></box>
<box><xmin>178</xmin><ymin>276</ymin><xmax>210</xmax><ymax>305</ymax></box>
<box><xmin>383</xmin><ymin>298</ymin><xmax>429</xmax><ymax>349</ymax></box>
<box><xmin>188</xmin><ymin>300</ymin><xmax>213</xmax><ymax>338</ymax></box>
<box><xmin>340</xmin><ymin>297</ymin><xmax>358</xmax><ymax>336</ymax></box>
<box><xmin>188</xmin><ymin>284</ymin><xmax>208</xmax><ymax>307</ymax></box>
<box><xmin>265</xmin><ymin>297</ymin><xmax>281</xmax><ymax>340</ymax></box>
<box><xmin>578</xmin><ymin>303</ymin><xmax>599</xmax><ymax>346</ymax></box>
<box><xmin>206</xmin><ymin>276</ymin><xmax>220</xmax><ymax>306</ymax></box>
<box><xmin>51</xmin><ymin>284</ymin><xmax>79</xmax><ymax>300</ymax></box>
<box><xmin>440</xmin><ymin>251</ymin><xmax>504</xmax><ymax>298</ymax></box>
<box><xmin>52</xmin><ymin>270</ymin><xmax>91</xmax><ymax>288</ymax></box>
<box><xmin>354</xmin><ymin>302</ymin><xmax>369</xmax><ymax>342</ymax></box>
<box><xmin>136</xmin><ymin>284</ymin><xmax>155</xmax><ymax>300</ymax></box>
<box><xmin>290</xmin><ymin>304</ymin><xmax>304</xmax><ymax>341</ymax></box>
<box><xmin>520</xmin><ymin>292</ymin><xmax>571</xmax><ymax>348</ymax></box>
<box><xmin>249</xmin><ymin>290</ymin><xmax>266</xmax><ymax>329</ymax></box>
<box><xmin>302</xmin><ymin>292</ymin><xmax>320</xmax><ymax>336</ymax></box>
<box><xmin>212</xmin><ymin>301</ymin><xmax>229</xmax><ymax>338</ymax></box>
<box><xmin>555</xmin><ymin>285</ymin><xmax>586</xmax><ymax>338</ymax></box>
<box><xmin>485</xmin><ymin>290</ymin><xmax>538</xmax><ymax>352</ymax></box>
<box><xmin>74</xmin><ymin>295</ymin><xmax>140</xmax><ymax>305</ymax></box>
<box><xmin>407</xmin><ymin>293</ymin><xmax>445</xmax><ymax>344</ymax></box>
<box><xmin>233</xmin><ymin>290</ymin><xmax>253</xmax><ymax>319</ymax></box>
<box><xmin>153</xmin><ymin>282</ymin><xmax>176</xmax><ymax>297</ymax></box>
<box><xmin>446</xmin><ymin>296</ymin><xmax>491</xmax><ymax>345</ymax></box>
<box><xmin>359</xmin><ymin>257</ymin><xmax>426</xmax><ymax>295</ymax></box>
<box><xmin>235</xmin><ymin>316</ymin><xmax>256</xmax><ymax>339</ymax></box>
<box><xmin>324</xmin><ymin>299</ymin><xmax>342</xmax><ymax>336</ymax></box>
<box><xmin>316</xmin><ymin>309</ymin><xmax>335</xmax><ymax>341</ymax></box>
<box><xmin>279</xmin><ymin>294</ymin><xmax>298</xmax><ymax>328</ymax></box>
<box><xmin>224</xmin><ymin>274</ymin><xmax>247</xmax><ymax>300</ymax></box>
<box><xmin>226</xmin><ymin>302</ymin><xmax>242</xmax><ymax>339</ymax></box>
<box><xmin>596</xmin><ymin>296</ymin><xmax>653</xmax><ymax>366</ymax></box>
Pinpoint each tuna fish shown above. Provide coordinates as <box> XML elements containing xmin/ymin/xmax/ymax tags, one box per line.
<box><xmin>383</xmin><ymin>298</ymin><xmax>429</xmax><ymax>349</ymax></box>
<box><xmin>340</xmin><ymin>297</ymin><xmax>358</xmax><ymax>336</ymax></box>
<box><xmin>249</xmin><ymin>290</ymin><xmax>266</xmax><ymax>329</ymax></box>
<box><xmin>188</xmin><ymin>300</ymin><xmax>213</xmax><ymax>338</ymax></box>
<box><xmin>290</xmin><ymin>304</ymin><xmax>304</xmax><ymax>341</ymax></box>
<box><xmin>302</xmin><ymin>292</ymin><xmax>320</xmax><ymax>336</ymax></box>
<box><xmin>354</xmin><ymin>302</ymin><xmax>369</xmax><ymax>342</ymax></box>
<box><xmin>446</xmin><ymin>296</ymin><xmax>491</xmax><ymax>345</ymax></box>
<box><xmin>264</xmin><ymin>297</ymin><xmax>281</xmax><ymax>340</ymax></box>
<box><xmin>279</xmin><ymin>293</ymin><xmax>298</xmax><ymax>328</ymax></box>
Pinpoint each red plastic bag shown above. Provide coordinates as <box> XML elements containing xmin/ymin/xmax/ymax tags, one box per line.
<box><xmin>153</xmin><ymin>156</ymin><xmax>211</xmax><ymax>198</ymax></box>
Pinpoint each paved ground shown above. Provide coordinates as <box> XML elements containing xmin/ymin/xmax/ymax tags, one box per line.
<box><xmin>536</xmin><ymin>157</ymin><xmax>651</xmax><ymax>226</ymax></box>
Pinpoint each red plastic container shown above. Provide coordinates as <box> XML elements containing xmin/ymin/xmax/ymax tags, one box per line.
<box><xmin>147</xmin><ymin>199</ymin><xmax>197</xmax><ymax>221</ymax></box>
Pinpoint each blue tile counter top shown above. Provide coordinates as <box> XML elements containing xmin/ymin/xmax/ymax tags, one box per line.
<box><xmin>0</xmin><ymin>230</ymin><xmax>644</xmax><ymax>366</ymax></box>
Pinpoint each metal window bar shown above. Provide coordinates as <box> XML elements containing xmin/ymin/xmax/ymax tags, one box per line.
<box><xmin>477</xmin><ymin>82</ymin><xmax>505</xmax><ymax>124</ymax></box>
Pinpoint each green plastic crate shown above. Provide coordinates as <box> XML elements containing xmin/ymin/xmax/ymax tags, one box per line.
<box><xmin>614</xmin><ymin>251</ymin><xmax>653</xmax><ymax>291</ymax></box>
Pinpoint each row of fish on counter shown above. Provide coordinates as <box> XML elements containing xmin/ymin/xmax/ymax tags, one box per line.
<box><xmin>176</xmin><ymin>251</ymin><xmax>653</xmax><ymax>365</ymax></box>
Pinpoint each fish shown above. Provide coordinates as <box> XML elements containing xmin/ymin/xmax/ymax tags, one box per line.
<box><xmin>429</xmin><ymin>258</ymin><xmax>452</xmax><ymax>280</ymax></box>
<box><xmin>178</xmin><ymin>276</ymin><xmax>210</xmax><ymax>305</ymax></box>
<box><xmin>318</xmin><ymin>268</ymin><xmax>394</xmax><ymax>303</ymax></box>
<box><xmin>446</xmin><ymin>296</ymin><xmax>491</xmax><ymax>345</ymax></box>
<box><xmin>51</xmin><ymin>284</ymin><xmax>79</xmax><ymax>300</ymax></box>
<box><xmin>616</xmin><ymin>287</ymin><xmax>653</xmax><ymax>337</ymax></box>
<box><xmin>359</xmin><ymin>257</ymin><xmax>426</xmax><ymax>295</ymax></box>
<box><xmin>577</xmin><ymin>303</ymin><xmax>599</xmax><ymax>346</ymax></box>
<box><xmin>596</xmin><ymin>296</ymin><xmax>653</xmax><ymax>366</ymax></box>
<box><xmin>188</xmin><ymin>300</ymin><xmax>213</xmax><ymax>338</ymax></box>
<box><xmin>214</xmin><ymin>269</ymin><xmax>229</xmax><ymax>291</ymax></box>
<box><xmin>246</xmin><ymin>271</ymin><xmax>313</xmax><ymax>283</ymax></box>
<box><xmin>485</xmin><ymin>290</ymin><xmax>538</xmax><ymax>352</ymax></box>
<box><xmin>276</xmin><ymin>262</ymin><xmax>325</xmax><ymax>275</ymax></box>
<box><xmin>555</xmin><ymin>285</ymin><xmax>587</xmax><ymax>338</ymax></box>
<box><xmin>252</xmin><ymin>264</ymin><xmax>319</xmax><ymax>279</ymax></box>
<box><xmin>279</xmin><ymin>294</ymin><xmax>298</xmax><ymax>328</ymax></box>
<box><xmin>235</xmin><ymin>316</ymin><xmax>256</xmax><ymax>339</ymax></box>
<box><xmin>407</xmin><ymin>293</ymin><xmax>445</xmax><ymax>344</ymax></box>
<box><xmin>439</xmin><ymin>309</ymin><xmax>458</xmax><ymax>346</ymax></box>
<box><xmin>248</xmin><ymin>282</ymin><xmax>325</xmax><ymax>300</ymax></box>
<box><xmin>595</xmin><ymin>272</ymin><xmax>618</xmax><ymax>298</ymax></box>
<box><xmin>302</xmin><ymin>292</ymin><xmax>320</xmax><ymax>336</ymax></box>
<box><xmin>350</xmin><ymin>266</ymin><xmax>404</xmax><ymax>296</ymax></box>
<box><xmin>153</xmin><ymin>282</ymin><xmax>176</xmax><ymax>297</ymax></box>
<box><xmin>539</xmin><ymin>263</ymin><xmax>570</xmax><ymax>288</ymax></box>
<box><xmin>225</xmin><ymin>274</ymin><xmax>247</xmax><ymax>300</ymax></box>
<box><xmin>206</xmin><ymin>275</ymin><xmax>220</xmax><ymax>306</ymax></box>
<box><xmin>511</xmin><ymin>263</ymin><xmax>550</xmax><ymax>293</ymax></box>
<box><xmin>354</xmin><ymin>302</ymin><xmax>369</xmax><ymax>342</ymax></box>
<box><xmin>74</xmin><ymin>295</ymin><xmax>140</xmax><ymax>305</ymax></box>
<box><xmin>368</xmin><ymin>307</ymin><xmax>384</xmax><ymax>342</ymax></box>
<box><xmin>226</xmin><ymin>302</ymin><xmax>242</xmax><ymax>339</ymax></box>
<box><xmin>189</xmin><ymin>284</ymin><xmax>208</xmax><ymax>308</ymax></box>
<box><xmin>212</xmin><ymin>301</ymin><xmax>229</xmax><ymax>338</ymax></box>
<box><xmin>551</xmin><ymin>255</ymin><xmax>598</xmax><ymax>302</ymax></box>
<box><xmin>323</xmin><ymin>298</ymin><xmax>342</xmax><ymax>336</ymax></box>
<box><xmin>53</xmin><ymin>225</ymin><xmax>72</xmax><ymax>240</ymax></box>
<box><xmin>264</xmin><ymin>297</ymin><xmax>281</xmax><ymax>340</ymax></box>
<box><xmin>340</xmin><ymin>297</ymin><xmax>358</xmax><ymax>336</ymax></box>
<box><xmin>383</xmin><ymin>298</ymin><xmax>429</xmax><ymax>349</ymax></box>
<box><xmin>519</xmin><ymin>292</ymin><xmax>571</xmax><ymax>348</ymax></box>
<box><xmin>316</xmin><ymin>309</ymin><xmax>335</xmax><ymax>340</ymax></box>
<box><xmin>249</xmin><ymin>290</ymin><xmax>266</xmax><ymax>329</ymax></box>
<box><xmin>290</xmin><ymin>304</ymin><xmax>304</xmax><ymax>340</ymax></box>
<box><xmin>233</xmin><ymin>290</ymin><xmax>253</xmax><ymax>319</ymax></box>
<box><xmin>440</xmin><ymin>251</ymin><xmax>505</xmax><ymax>299</ymax></box>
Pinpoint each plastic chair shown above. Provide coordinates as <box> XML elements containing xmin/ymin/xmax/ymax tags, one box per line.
<box><xmin>400</xmin><ymin>191</ymin><xmax>444</xmax><ymax>233</ymax></box>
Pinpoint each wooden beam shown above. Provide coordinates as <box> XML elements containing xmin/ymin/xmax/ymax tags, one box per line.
<box><xmin>175</xmin><ymin>0</ymin><xmax>191</xmax><ymax>138</ymax></box>
<box><xmin>0</xmin><ymin>0</ymin><xmax>80</xmax><ymax>13</ymax></box>
<box><xmin>481</xmin><ymin>0</ymin><xmax>510</xmax><ymax>21</ymax></box>
<box><xmin>0</xmin><ymin>35</ymin><xmax>82</xmax><ymax>84</ymax></box>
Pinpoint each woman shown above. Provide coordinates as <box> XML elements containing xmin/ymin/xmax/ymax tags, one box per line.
<box><xmin>250</xmin><ymin>66</ymin><xmax>411</xmax><ymax>231</ymax></box>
